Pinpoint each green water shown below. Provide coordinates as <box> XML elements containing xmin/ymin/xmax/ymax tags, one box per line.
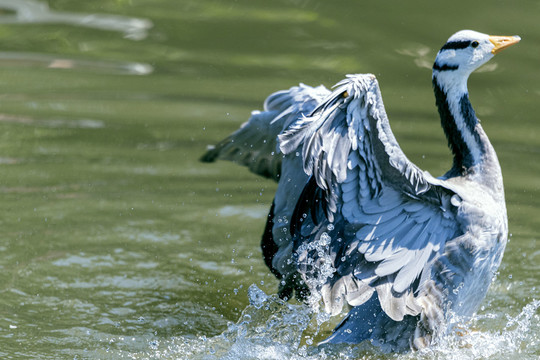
<box><xmin>0</xmin><ymin>0</ymin><xmax>538</xmax><ymax>358</ymax></box>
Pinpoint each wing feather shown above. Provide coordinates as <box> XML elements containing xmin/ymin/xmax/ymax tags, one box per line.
<box><xmin>279</xmin><ymin>74</ymin><xmax>461</xmax><ymax>323</ymax></box>
<box><xmin>201</xmin><ymin>83</ymin><xmax>329</xmax><ymax>181</ymax></box>
<box><xmin>358</xmin><ymin>205</ymin><xmax>406</xmax><ymax>225</ymax></box>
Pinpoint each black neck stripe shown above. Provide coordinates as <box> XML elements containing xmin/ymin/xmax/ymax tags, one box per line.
<box><xmin>433</xmin><ymin>62</ymin><xmax>459</xmax><ymax>71</ymax></box>
<box><xmin>440</xmin><ymin>40</ymin><xmax>472</xmax><ymax>51</ymax></box>
<box><xmin>432</xmin><ymin>76</ymin><xmax>482</xmax><ymax>170</ymax></box>
<box><xmin>459</xmin><ymin>93</ymin><xmax>478</xmax><ymax>136</ymax></box>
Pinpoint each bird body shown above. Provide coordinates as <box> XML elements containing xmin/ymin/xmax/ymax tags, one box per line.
<box><xmin>201</xmin><ymin>30</ymin><xmax>520</xmax><ymax>351</ymax></box>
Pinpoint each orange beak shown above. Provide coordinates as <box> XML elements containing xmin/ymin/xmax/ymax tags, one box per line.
<box><xmin>489</xmin><ymin>35</ymin><xmax>521</xmax><ymax>54</ymax></box>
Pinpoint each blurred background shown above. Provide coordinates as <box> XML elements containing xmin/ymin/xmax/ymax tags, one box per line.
<box><xmin>0</xmin><ymin>0</ymin><xmax>538</xmax><ymax>358</ymax></box>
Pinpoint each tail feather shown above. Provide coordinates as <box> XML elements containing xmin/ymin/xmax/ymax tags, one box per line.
<box><xmin>319</xmin><ymin>292</ymin><xmax>380</xmax><ymax>345</ymax></box>
<box><xmin>320</xmin><ymin>292</ymin><xmax>420</xmax><ymax>352</ymax></box>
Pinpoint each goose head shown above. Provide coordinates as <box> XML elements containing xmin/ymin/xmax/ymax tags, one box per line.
<box><xmin>433</xmin><ymin>30</ymin><xmax>520</xmax><ymax>91</ymax></box>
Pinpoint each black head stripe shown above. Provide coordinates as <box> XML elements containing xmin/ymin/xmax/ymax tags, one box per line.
<box><xmin>433</xmin><ymin>62</ymin><xmax>459</xmax><ymax>71</ymax></box>
<box><xmin>440</xmin><ymin>40</ymin><xmax>472</xmax><ymax>51</ymax></box>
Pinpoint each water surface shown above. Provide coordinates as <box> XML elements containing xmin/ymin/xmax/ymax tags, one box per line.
<box><xmin>0</xmin><ymin>0</ymin><xmax>538</xmax><ymax>359</ymax></box>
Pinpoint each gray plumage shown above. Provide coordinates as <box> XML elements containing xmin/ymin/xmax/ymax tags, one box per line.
<box><xmin>202</xmin><ymin>30</ymin><xmax>520</xmax><ymax>351</ymax></box>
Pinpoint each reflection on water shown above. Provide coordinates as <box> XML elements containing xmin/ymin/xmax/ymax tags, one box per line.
<box><xmin>0</xmin><ymin>0</ymin><xmax>152</xmax><ymax>40</ymax></box>
<box><xmin>0</xmin><ymin>0</ymin><xmax>154</xmax><ymax>74</ymax></box>
<box><xmin>218</xmin><ymin>205</ymin><xmax>269</xmax><ymax>219</ymax></box>
<box><xmin>0</xmin><ymin>51</ymin><xmax>153</xmax><ymax>74</ymax></box>
<box><xmin>0</xmin><ymin>113</ymin><xmax>105</xmax><ymax>128</ymax></box>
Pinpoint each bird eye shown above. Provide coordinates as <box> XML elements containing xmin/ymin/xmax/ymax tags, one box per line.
<box><xmin>471</xmin><ymin>41</ymin><xmax>479</xmax><ymax>48</ymax></box>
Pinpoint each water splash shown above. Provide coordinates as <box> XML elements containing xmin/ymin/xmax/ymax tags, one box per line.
<box><xmin>159</xmin><ymin>285</ymin><xmax>313</xmax><ymax>360</ymax></box>
<box><xmin>295</xmin><ymin>230</ymin><xmax>336</xmax><ymax>312</ymax></box>
<box><xmin>128</xmin><ymin>285</ymin><xmax>382</xmax><ymax>359</ymax></box>
<box><xmin>96</xmin><ymin>289</ymin><xmax>540</xmax><ymax>359</ymax></box>
<box><xmin>412</xmin><ymin>299</ymin><xmax>540</xmax><ymax>360</ymax></box>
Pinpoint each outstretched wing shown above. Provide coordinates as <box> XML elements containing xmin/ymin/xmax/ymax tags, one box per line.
<box><xmin>280</xmin><ymin>74</ymin><xmax>462</xmax><ymax>321</ymax></box>
<box><xmin>201</xmin><ymin>84</ymin><xmax>330</xmax><ymax>181</ymax></box>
